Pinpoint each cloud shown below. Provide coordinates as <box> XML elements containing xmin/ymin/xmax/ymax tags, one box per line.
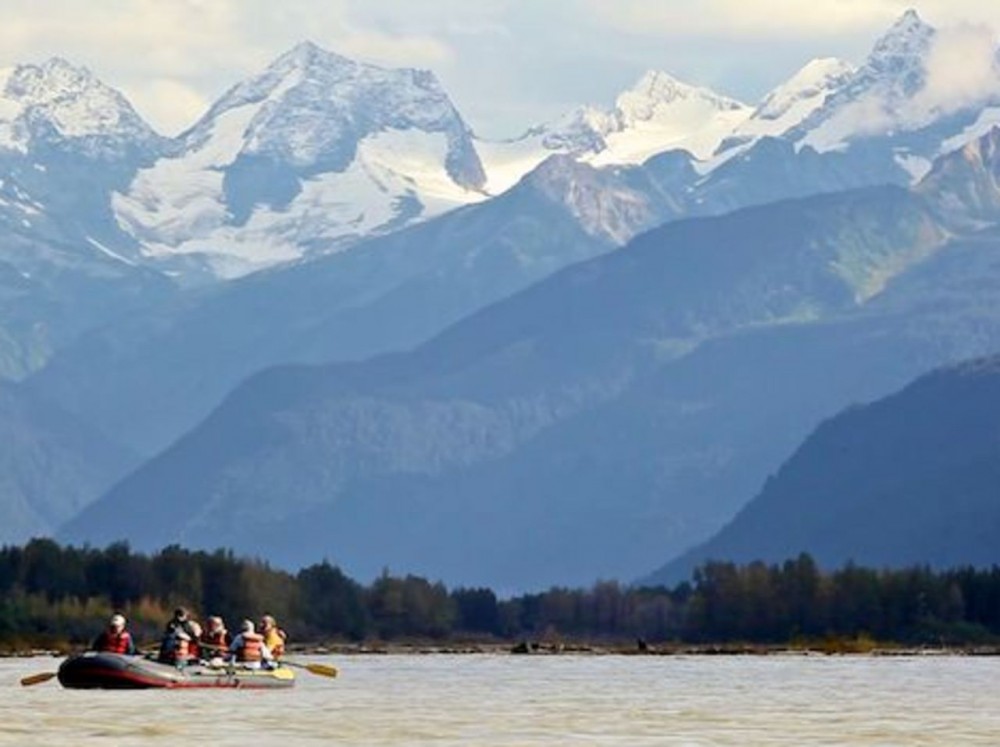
<box><xmin>585</xmin><ymin>0</ymin><xmax>1000</xmax><ymax>40</ymax></box>
<box><xmin>329</xmin><ymin>29</ymin><xmax>454</xmax><ymax>68</ymax></box>
<box><xmin>586</xmin><ymin>0</ymin><xmax>897</xmax><ymax>38</ymax></box>
<box><xmin>916</xmin><ymin>22</ymin><xmax>1000</xmax><ymax>113</ymax></box>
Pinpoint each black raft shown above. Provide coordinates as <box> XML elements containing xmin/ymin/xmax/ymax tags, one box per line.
<box><xmin>57</xmin><ymin>652</ymin><xmax>296</xmax><ymax>690</ymax></box>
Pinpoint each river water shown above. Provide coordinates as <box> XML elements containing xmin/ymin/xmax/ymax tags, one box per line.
<box><xmin>3</xmin><ymin>653</ymin><xmax>999</xmax><ymax>745</ymax></box>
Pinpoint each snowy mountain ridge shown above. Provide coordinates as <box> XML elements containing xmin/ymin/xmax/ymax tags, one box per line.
<box><xmin>5</xmin><ymin>10</ymin><xmax>1000</xmax><ymax>285</ymax></box>
<box><xmin>478</xmin><ymin>69</ymin><xmax>752</xmax><ymax>193</ymax></box>
<box><xmin>112</xmin><ymin>41</ymin><xmax>488</xmax><ymax>278</ymax></box>
<box><xmin>0</xmin><ymin>57</ymin><xmax>163</xmax><ymax>159</ymax></box>
<box><xmin>792</xmin><ymin>9</ymin><xmax>1000</xmax><ymax>153</ymax></box>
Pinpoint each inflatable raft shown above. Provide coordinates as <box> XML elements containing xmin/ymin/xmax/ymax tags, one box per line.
<box><xmin>57</xmin><ymin>651</ymin><xmax>295</xmax><ymax>689</ymax></box>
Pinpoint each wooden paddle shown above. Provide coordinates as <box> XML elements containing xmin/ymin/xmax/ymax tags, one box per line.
<box><xmin>280</xmin><ymin>660</ymin><xmax>338</xmax><ymax>678</ymax></box>
<box><xmin>20</xmin><ymin>671</ymin><xmax>57</xmax><ymax>687</ymax></box>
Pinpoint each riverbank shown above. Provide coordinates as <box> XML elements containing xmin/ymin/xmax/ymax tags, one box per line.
<box><xmin>307</xmin><ymin>640</ymin><xmax>1000</xmax><ymax>656</ymax></box>
<box><xmin>10</xmin><ymin>640</ymin><xmax>1000</xmax><ymax>658</ymax></box>
<box><xmin>11</xmin><ymin>636</ymin><xmax>1000</xmax><ymax>658</ymax></box>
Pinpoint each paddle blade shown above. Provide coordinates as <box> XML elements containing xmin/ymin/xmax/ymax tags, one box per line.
<box><xmin>20</xmin><ymin>671</ymin><xmax>57</xmax><ymax>687</ymax></box>
<box><xmin>304</xmin><ymin>663</ymin><xmax>338</xmax><ymax>678</ymax></box>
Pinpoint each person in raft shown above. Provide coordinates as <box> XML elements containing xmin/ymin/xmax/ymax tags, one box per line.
<box><xmin>200</xmin><ymin>615</ymin><xmax>231</xmax><ymax>663</ymax></box>
<box><xmin>158</xmin><ymin>627</ymin><xmax>193</xmax><ymax>666</ymax></box>
<box><xmin>158</xmin><ymin>607</ymin><xmax>201</xmax><ymax>666</ymax></box>
<box><xmin>229</xmin><ymin>619</ymin><xmax>275</xmax><ymax>669</ymax></box>
<box><xmin>163</xmin><ymin>606</ymin><xmax>201</xmax><ymax>640</ymax></box>
<box><xmin>259</xmin><ymin>614</ymin><xmax>287</xmax><ymax>659</ymax></box>
<box><xmin>92</xmin><ymin>613</ymin><xmax>137</xmax><ymax>655</ymax></box>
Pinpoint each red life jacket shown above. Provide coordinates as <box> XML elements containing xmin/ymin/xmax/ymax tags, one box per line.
<box><xmin>238</xmin><ymin>632</ymin><xmax>264</xmax><ymax>662</ymax></box>
<box><xmin>101</xmin><ymin>630</ymin><xmax>132</xmax><ymax>654</ymax></box>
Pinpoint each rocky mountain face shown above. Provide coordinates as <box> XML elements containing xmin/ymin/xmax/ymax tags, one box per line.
<box><xmin>916</xmin><ymin>126</ymin><xmax>1000</xmax><ymax>225</ymax></box>
<box><xmin>647</xmin><ymin>353</ymin><xmax>1000</xmax><ymax>584</ymax></box>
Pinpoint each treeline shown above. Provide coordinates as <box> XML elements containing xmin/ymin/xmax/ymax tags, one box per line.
<box><xmin>3</xmin><ymin>540</ymin><xmax>1000</xmax><ymax>650</ymax></box>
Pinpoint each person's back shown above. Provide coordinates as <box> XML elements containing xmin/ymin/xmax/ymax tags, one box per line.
<box><xmin>260</xmin><ymin>614</ymin><xmax>287</xmax><ymax>658</ymax></box>
<box><xmin>230</xmin><ymin>619</ymin><xmax>273</xmax><ymax>669</ymax></box>
<box><xmin>157</xmin><ymin>628</ymin><xmax>192</xmax><ymax>666</ymax></box>
<box><xmin>158</xmin><ymin>606</ymin><xmax>200</xmax><ymax>665</ymax></box>
<box><xmin>201</xmin><ymin>615</ymin><xmax>230</xmax><ymax>662</ymax></box>
<box><xmin>92</xmin><ymin>614</ymin><xmax>136</xmax><ymax>655</ymax></box>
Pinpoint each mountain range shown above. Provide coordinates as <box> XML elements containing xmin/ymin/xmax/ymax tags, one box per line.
<box><xmin>6</xmin><ymin>10</ymin><xmax>1000</xmax><ymax>589</ymax></box>
<box><xmin>23</xmin><ymin>10</ymin><xmax>1000</xmax><ymax>458</ymax></box>
<box><xmin>59</xmin><ymin>126</ymin><xmax>1000</xmax><ymax>589</ymax></box>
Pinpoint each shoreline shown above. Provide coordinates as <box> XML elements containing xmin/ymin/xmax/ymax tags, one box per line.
<box><xmin>9</xmin><ymin>641</ymin><xmax>1000</xmax><ymax>659</ymax></box>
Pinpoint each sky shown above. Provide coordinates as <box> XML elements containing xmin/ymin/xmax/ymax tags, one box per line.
<box><xmin>0</xmin><ymin>0</ymin><xmax>998</xmax><ymax>138</ymax></box>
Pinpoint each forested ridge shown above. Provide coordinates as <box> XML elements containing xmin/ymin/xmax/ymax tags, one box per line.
<box><xmin>3</xmin><ymin>540</ymin><xmax>1000</xmax><ymax>652</ymax></box>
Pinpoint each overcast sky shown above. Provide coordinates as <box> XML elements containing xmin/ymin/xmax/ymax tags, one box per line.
<box><xmin>1</xmin><ymin>0</ymin><xmax>999</xmax><ymax>138</ymax></box>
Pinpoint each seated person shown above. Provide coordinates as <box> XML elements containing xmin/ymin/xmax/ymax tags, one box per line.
<box><xmin>200</xmin><ymin>615</ymin><xmax>231</xmax><ymax>663</ymax></box>
<box><xmin>157</xmin><ymin>628</ymin><xmax>194</xmax><ymax>666</ymax></box>
<box><xmin>260</xmin><ymin>614</ymin><xmax>287</xmax><ymax>659</ymax></box>
<box><xmin>92</xmin><ymin>613</ymin><xmax>136</xmax><ymax>655</ymax></box>
<box><xmin>229</xmin><ymin>619</ymin><xmax>274</xmax><ymax>669</ymax></box>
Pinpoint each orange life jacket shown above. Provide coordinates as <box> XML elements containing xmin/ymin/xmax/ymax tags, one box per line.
<box><xmin>238</xmin><ymin>632</ymin><xmax>264</xmax><ymax>662</ymax></box>
<box><xmin>202</xmin><ymin>630</ymin><xmax>228</xmax><ymax>653</ymax></box>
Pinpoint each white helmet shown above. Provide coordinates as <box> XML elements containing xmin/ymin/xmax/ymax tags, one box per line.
<box><xmin>241</xmin><ymin>619</ymin><xmax>255</xmax><ymax>634</ymax></box>
<box><xmin>110</xmin><ymin>614</ymin><xmax>126</xmax><ymax>630</ymax></box>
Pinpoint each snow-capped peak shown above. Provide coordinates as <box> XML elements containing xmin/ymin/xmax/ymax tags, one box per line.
<box><xmin>198</xmin><ymin>40</ymin><xmax>357</xmax><ymax>124</ymax></box>
<box><xmin>477</xmin><ymin>70</ymin><xmax>751</xmax><ymax>191</ymax></box>
<box><xmin>615</xmin><ymin>69</ymin><xmax>746</xmax><ymax>127</ymax></box>
<box><xmin>275</xmin><ymin>39</ymin><xmax>353</xmax><ymax>71</ymax></box>
<box><xmin>869</xmin><ymin>9</ymin><xmax>934</xmax><ymax>69</ymax></box>
<box><xmin>715</xmin><ymin>57</ymin><xmax>858</xmax><ymax>155</ymax></box>
<box><xmin>587</xmin><ymin>70</ymin><xmax>751</xmax><ymax>163</ymax></box>
<box><xmin>0</xmin><ymin>57</ymin><xmax>161</xmax><ymax>157</ymax></box>
<box><xmin>182</xmin><ymin>40</ymin><xmax>482</xmax><ymax>185</ymax></box>
<box><xmin>789</xmin><ymin>10</ymin><xmax>994</xmax><ymax>152</ymax></box>
<box><xmin>754</xmin><ymin>58</ymin><xmax>856</xmax><ymax>122</ymax></box>
<box><xmin>860</xmin><ymin>7</ymin><xmax>935</xmax><ymax>99</ymax></box>
<box><xmin>114</xmin><ymin>41</ymin><xmax>488</xmax><ymax>278</ymax></box>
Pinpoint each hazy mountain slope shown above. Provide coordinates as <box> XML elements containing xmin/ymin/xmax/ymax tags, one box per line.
<box><xmin>58</xmin><ymin>185</ymin><xmax>952</xmax><ymax>586</ymax></box>
<box><xmin>649</xmin><ymin>352</ymin><xmax>1000</xmax><ymax>584</ymax></box>
<box><xmin>0</xmin><ymin>379</ymin><xmax>137</xmax><ymax>543</ymax></box>
<box><xmin>33</xmin><ymin>155</ymin><xmax>678</xmax><ymax>454</ymax></box>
